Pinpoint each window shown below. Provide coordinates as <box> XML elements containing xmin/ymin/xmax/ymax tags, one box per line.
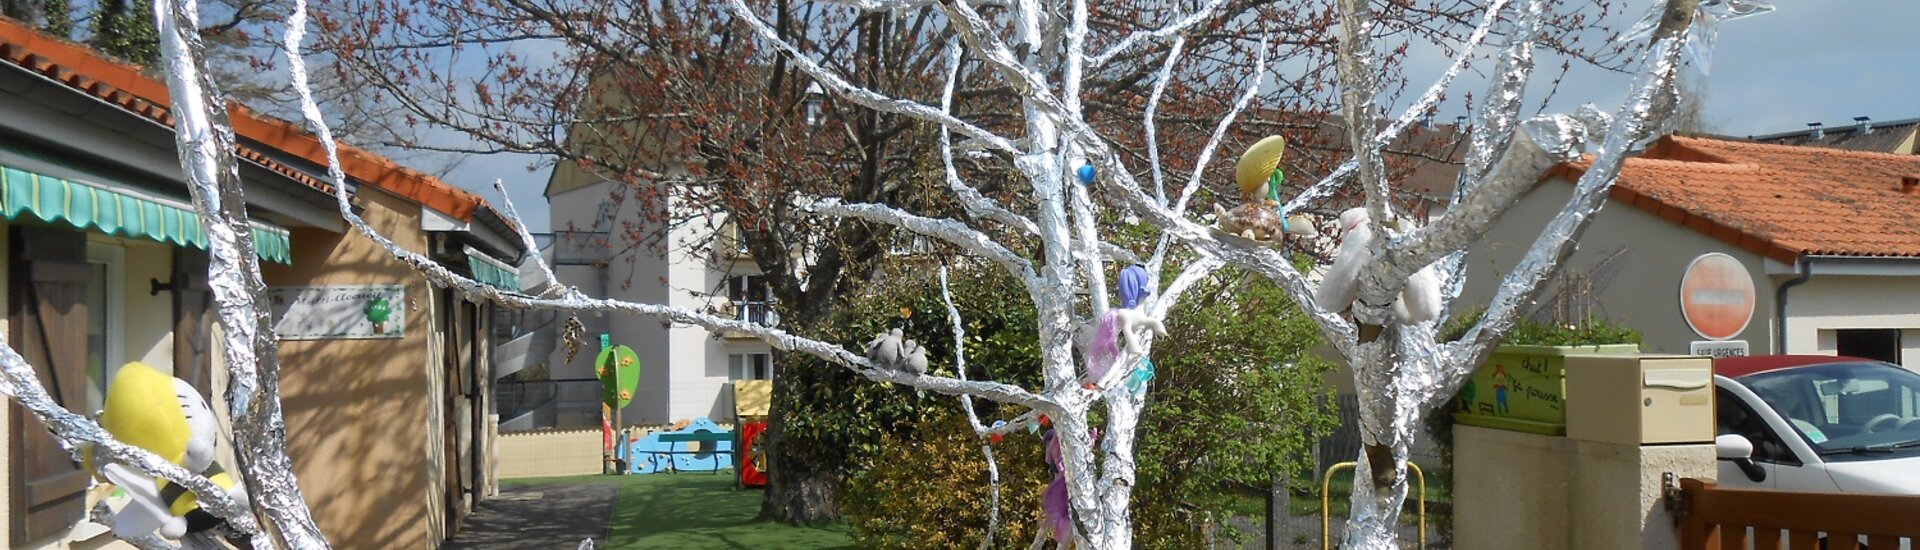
<box><xmin>1715</xmin><ymin>387</ymin><xmax>1799</xmax><ymax>465</ymax></box>
<box><xmin>1835</xmin><ymin>329</ymin><xmax>1901</xmax><ymax>364</ymax></box>
<box><xmin>729</xmin><ymin>275</ymin><xmax>772</xmax><ymax>324</ymax></box>
<box><xmin>729</xmin><ymin>353</ymin><xmax>774</xmax><ymax>380</ymax></box>
<box><xmin>84</xmin><ymin>244</ymin><xmax>125</xmax><ymax>414</ymax></box>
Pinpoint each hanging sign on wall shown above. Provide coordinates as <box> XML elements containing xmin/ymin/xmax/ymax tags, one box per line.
<box><xmin>268</xmin><ymin>285</ymin><xmax>406</xmax><ymax>340</ymax></box>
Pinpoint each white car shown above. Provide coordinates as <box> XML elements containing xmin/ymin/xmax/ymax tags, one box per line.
<box><xmin>1714</xmin><ymin>355</ymin><xmax>1920</xmax><ymax>495</ymax></box>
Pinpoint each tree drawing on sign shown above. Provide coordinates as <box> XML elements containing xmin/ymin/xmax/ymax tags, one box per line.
<box><xmin>363</xmin><ymin>296</ymin><xmax>391</xmax><ymax>334</ymax></box>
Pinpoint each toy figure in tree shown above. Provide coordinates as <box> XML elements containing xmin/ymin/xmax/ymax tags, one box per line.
<box><xmin>1216</xmin><ymin>136</ymin><xmax>1318</xmax><ymax>243</ymax></box>
<box><xmin>87</xmin><ymin>362</ymin><xmax>249</xmax><ymax>540</ymax></box>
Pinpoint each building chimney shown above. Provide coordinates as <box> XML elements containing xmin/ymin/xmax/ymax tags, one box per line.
<box><xmin>1807</xmin><ymin>122</ymin><xmax>1824</xmax><ymax>140</ymax></box>
<box><xmin>1855</xmin><ymin>116</ymin><xmax>1873</xmax><ymax>134</ymax></box>
<box><xmin>1454</xmin><ymin>115</ymin><xmax>1468</xmax><ymax>128</ymax></box>
<box><xmin>1421</xmin><ymin>113</ymin><xmax>1434</xmax><ymax>130</ymax></box>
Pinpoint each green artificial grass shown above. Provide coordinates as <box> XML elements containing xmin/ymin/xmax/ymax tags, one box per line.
<box><xmin>502</xmin><ymin>473</ymin><xmax>854</xmax><ymax>549</ymax></box>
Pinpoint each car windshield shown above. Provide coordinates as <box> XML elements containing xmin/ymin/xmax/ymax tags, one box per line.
<box><xmin>1739</xmin><ymin>362</ymin><xmax>1920</xmax><ymax>454</ymax></box>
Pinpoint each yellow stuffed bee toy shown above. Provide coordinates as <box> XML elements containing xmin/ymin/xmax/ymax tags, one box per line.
<box><xmin>85</xmin><ymin>362</ymin><xmax>248</xmax><ymax>540</ymax></box>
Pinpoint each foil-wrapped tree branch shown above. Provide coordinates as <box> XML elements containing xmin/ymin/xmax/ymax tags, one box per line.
<box><xmin>0</xmin><ymin>0</ymin><xmax>1745</xmax><ymax>548</ymax></box>
<box><xmin>723</xmin><ymin>0</ymin><xmax>1746</xmax><ymax>548</ymax></box>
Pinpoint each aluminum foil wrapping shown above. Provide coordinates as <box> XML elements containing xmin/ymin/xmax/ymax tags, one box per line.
<box><xmin>1375</xmin><ymin>109</ymin><xmax>1609</xmax><ymax>290</ymax></box>
<box><xmin>161</xmin><ymin>0</ymin><xmax>328</xmax><ymax>546</ymax></box>
<box><xmin>1620</xmin><ymin>0</ymin><xmax>1773</xmax><ymax>75</ymax></box>
<box><xmin>938</xmin><ymin>268</ymin><xmax>1003</xmax><ymax>548</ymax></box>
<box><xmin>1340</xmin><ymin>1</ymin><xmax>1703</xmax><ymax>547</ymax></box>
<box><xmin>1284</xmin><ymin>0</ymin><xmax>1512</xmax><ymax>215</ymax></box>
<box><xmin>1453</xmin><ymin>6</ymin><xmax>1694</xmax><ymax>381</ymax></box>
<box><xmin>1440</xmin><ymin>0</ymin><xmax>1546</xmax><ymax>315</ymax></box>
<box><xmin>0</xmin><ymin>340</ymin><xmax>260</xmax><ymax>542</ymax></box>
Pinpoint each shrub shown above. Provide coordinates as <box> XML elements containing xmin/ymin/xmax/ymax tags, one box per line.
<box><xmin>842</xmin><ymin>409</ymin><xmax>1048</xmax><ymax>549</ymax></box>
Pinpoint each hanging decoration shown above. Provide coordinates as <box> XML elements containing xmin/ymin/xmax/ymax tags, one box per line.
<box><xmin>864</xmin><ymin>328</ymin><xmax>930</xmax><ymax>375</ymax></box>
<box><xmin>1215</xmin><ymin>136</ymin><xmax>1318</xmax><ymax>243</ymax></box>
<box><xmin>1313</xmin><ymin>208</ymin><xmax>1443</xmax><ymax>324</ymax></box>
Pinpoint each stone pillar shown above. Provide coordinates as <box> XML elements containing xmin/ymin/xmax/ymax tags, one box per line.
<box><xmin>1453</xmin><ymin>424</ymin><xmax>1574</xmax><ymax>550</ymax></box>
<box><xmin>1569</xmin><ymin>440</ymin><xmax>1715</xmax><ymax>550</ymax></box>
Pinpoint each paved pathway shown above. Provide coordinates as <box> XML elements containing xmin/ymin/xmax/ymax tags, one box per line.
<box><xmin>446</xmin><ymin>480</ymin><xmax>619</xmax><ymax>550</ymax></box>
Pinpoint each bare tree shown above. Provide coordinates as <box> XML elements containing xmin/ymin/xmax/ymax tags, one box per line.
<box><xmin>0</xmin><ymin>0</ymin><xmax>1761</xmax><ymax>549</ymax></box>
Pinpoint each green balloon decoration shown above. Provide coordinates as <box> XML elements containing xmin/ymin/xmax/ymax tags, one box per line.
<box><xmin>596</xmin><ymin>344</ymin><xmax>642</xmax><ymax>409</ymax></box>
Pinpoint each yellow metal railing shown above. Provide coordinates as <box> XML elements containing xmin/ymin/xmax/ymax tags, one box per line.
<box><xmin>1320</xmin><ymin>461</ymin><xmax>1425</xmax><ymax>550</ymax></box>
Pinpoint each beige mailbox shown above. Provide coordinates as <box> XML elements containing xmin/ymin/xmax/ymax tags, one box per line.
<box><xmin>1565</xmin><ymin>355</ymin><xmax>1715</xmax><ymax>445</ymax></box>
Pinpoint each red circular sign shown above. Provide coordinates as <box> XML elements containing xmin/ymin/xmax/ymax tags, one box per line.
<box><xmin>1680</xmin><ymin>253</ymin><xmax>1756</xmax><ymax>341</ymax></box>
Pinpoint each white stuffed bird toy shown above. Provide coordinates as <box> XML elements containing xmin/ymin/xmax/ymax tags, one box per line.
<box><xmin>1314</xmin><ymin>207</ymin><xmax>1442</xmax><ymax>324</ymax></box>
<box><xmin>865</xmin><ymin>328</ymin><xmax>929</xmax><ymax>374</ymax></box>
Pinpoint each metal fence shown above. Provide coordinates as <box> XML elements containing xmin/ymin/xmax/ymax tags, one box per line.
<box><xmin>1221</xmin><ymin>394</ymin><xmax>1451</xmax><ymax>549</ymax></box>
<box><xmin>496</xmin><ymin>378</ymin><xmax>605</xmax><ymax>432</ymax></box>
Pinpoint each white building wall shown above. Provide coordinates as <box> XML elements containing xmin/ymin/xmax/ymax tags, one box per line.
<box><xmin>547</xmin><ymin>181</ymin><xmax>765</xmax><ymax>426</ymax></box>
<box><xmin>1778</xmin><ymin>275</ymin><xmax>1920</xmax><ymax>369</ymax></box>
<box><xmin>1461</xmin><ymin>178</ymin><xmax>1775</xmax><ymax>356</ymax></box>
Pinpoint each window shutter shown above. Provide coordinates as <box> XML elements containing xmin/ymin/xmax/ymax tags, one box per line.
<box><xmin>172</xmin><ymin>247</ymin><xmax>215</xmax><ymax>400</ymax></box>
<box><xmin>8</xmin><ymin>226</ymin><xmax>91</xmax><ymax>544</ymax></box>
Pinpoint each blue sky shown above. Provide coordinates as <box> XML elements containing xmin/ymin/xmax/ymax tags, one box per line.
<box><xmin>425</xmin><ymin>0</ymin><xmax>1919</xmax><ymax>233</ymax></box>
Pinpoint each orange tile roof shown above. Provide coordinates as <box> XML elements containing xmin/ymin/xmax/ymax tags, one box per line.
<box><xmin>0</xmin><ymin>18</ymin><xmax>490</xmax><ymax>222</ymax></box>
<box><xmin>1551</xmin><ymin>135</ymin><xmax>1920</xmax><ymax>263</ymax></box>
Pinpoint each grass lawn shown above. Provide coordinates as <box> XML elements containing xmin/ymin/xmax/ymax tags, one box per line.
<box><xmin>501</xmin><ymin>473</ymin><xmax>854</xmax><ymax>549</ymax></box>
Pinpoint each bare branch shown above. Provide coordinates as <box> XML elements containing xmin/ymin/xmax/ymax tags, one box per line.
<box><xmin>1087</xmin><ymin>0</ymin><xmax>1233</xmax><ymax>67</ymax></box>
<box><xmin>811</xmin><ymin>199</ymin><xmax>1043</xmax><ymax>294</ymax></box>
<box><xmin>724</xmin><ymin>0</ymin><xmax>1020</xmax><ymax>155</ymax></box>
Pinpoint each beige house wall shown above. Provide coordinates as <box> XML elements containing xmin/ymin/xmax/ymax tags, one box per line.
<box><xmin>1462</xmin><ymin>178</ymin><xmax>1775</xmax><ymax>354</ymax></box>
<box><xmin>262</xmin><ymin>187</ymin><xmax>442</xmax><ymax>550</ymax></box>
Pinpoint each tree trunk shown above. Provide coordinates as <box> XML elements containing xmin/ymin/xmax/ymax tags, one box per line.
<box><xmin>758</xmin><ymin>353</ymin><xmax>846</xmax><ymax>523</ymax></box>
<box><xmin>1340</xmin><ymin>328</ymin><xmax>1423</xmax><ymax>550</ymax></box>
<box><xmin>1342</xmin><ymin>441</ymin><xmax>1411</xmax><ymax>550</ymax></box>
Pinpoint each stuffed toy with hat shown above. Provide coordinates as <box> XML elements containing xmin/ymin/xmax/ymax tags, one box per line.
<box><xmin>1215</xmin><ymin>135</ymin><xmax>1318</xmax><ymax>243</ymax></box>
<box><xmin>87</xmin><ymin>362</ymin><xmax>248</xmax><ymax>540</ymax></box>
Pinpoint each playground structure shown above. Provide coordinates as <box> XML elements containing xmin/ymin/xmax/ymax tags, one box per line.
<box><xmin>734</xmin><ymin>380</ymin><xmax>772</xmax><ymax>487</ymax></box>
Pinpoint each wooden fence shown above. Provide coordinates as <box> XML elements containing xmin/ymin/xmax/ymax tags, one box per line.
<box><xmin>1678</xmin><ymin>478</ymin><xmax>1920</xmax><ymax>549</ymax></box>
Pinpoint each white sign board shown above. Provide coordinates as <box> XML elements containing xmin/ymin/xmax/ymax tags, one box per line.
<box><xmin>1689</xmin><ymin>340</ymin><xmax>1749</xmax><ymax>359</ymax></box>
<box><xmin>269</xmin><ymin>285</ymin><xmax>405</xmax><ymax>340</ymax></box>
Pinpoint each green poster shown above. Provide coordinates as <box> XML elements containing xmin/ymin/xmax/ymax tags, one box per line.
<box><xmin>596</xmin><ymin>345</ymin><xmax>641</xmax><ymax>409</ymax></box>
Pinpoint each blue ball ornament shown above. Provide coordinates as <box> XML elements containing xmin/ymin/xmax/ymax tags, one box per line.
<box><xmin>1076</xmin><ymin>164</ymin><xmax>1096</xmax><ymax>185</ymax></box>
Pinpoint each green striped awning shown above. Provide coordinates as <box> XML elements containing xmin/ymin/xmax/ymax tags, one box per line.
<box><xmin>467</xmin><ymin>249</ymin><xmax>521</xmax><ymax>291</ymax></box>
<box><xmin>1</xmin><ymin>165</ymin><xmax>293</xmax><ymax>264</ymax></box>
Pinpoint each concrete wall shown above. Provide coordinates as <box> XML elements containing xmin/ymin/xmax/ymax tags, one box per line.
<box><xmin>1568</xmin><ymin>440</ymin><xmax>1715</xmax><ymax>550</ymax></box>
<box><xmin>495</xmin><ymin>429</ymin><xmax>604</xmax><ymax>479</ymax></box>
<box><xmin>1453</xmin><ymin>425</ymin><xmax>1573</xmax><ymax>549</ymax></box>
<box><xmin>1454</xmin><ymin>425</ymin><xmax>1715</xmax><ymax>550</ymax></box>
<box><xmin>1462</xmin><ymin>179</ymin><xmax>1775</xmax><ymax>354</ymax></box>
<box><xmin>262</xmin><ymin>188</ymin><xmax>439</xmax><ymax>550</ymax></box>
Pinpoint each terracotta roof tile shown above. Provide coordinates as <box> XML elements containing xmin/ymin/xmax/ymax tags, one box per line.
<box><xmin>0</xmin><ymin>17</ymin><xmax>501</xmax><ymax>225</ymax></box>
<box><xmin>1557</xmin><ymin>135</ymin><xmax>1920</xmax><ymax>262</ymax></box>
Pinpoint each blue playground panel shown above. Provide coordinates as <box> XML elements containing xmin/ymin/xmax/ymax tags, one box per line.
<box><xmin>626</xmin><ymin>417</ymin><xmax>734</xmax><ymax>474</ymax></box>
